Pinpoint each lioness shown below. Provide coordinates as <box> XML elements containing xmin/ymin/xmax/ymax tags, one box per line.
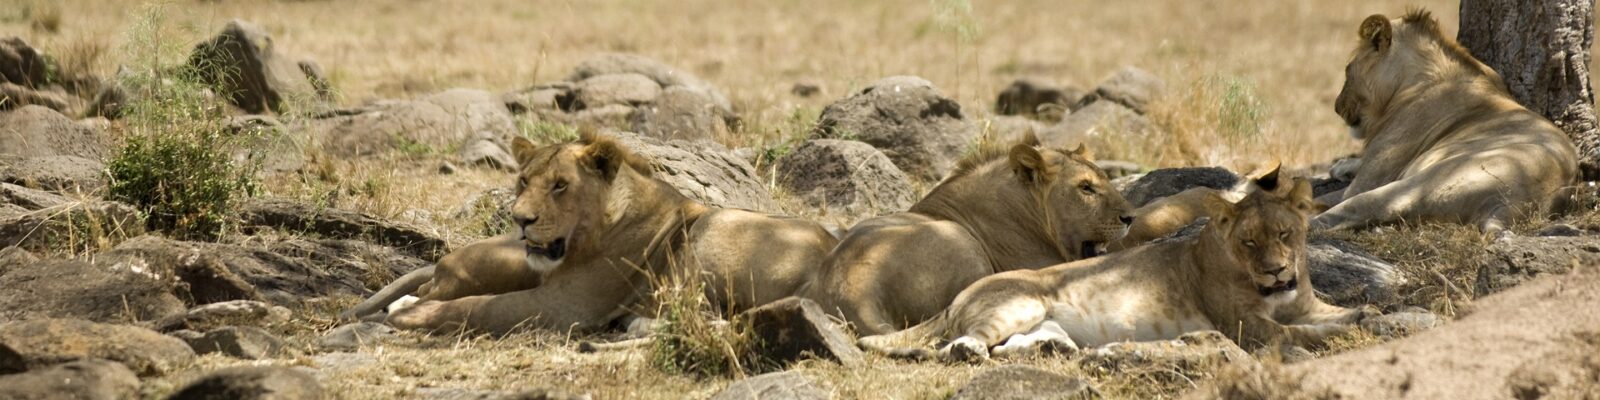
<box><xmin>341</xmin><ymin>234</ymin><xmax>538</xmax><ymax>321</ymax></box>
<box><xmin>1107</xmin><ymin>164</ymin><xmax>1279</xmax><ymax>252</ymax></box>
<box><xmin>1314</xmin><ymin>9</ymin><xmax>1579</xmax><ymax>233</ymax></box>
<box><xmin>799</xmin><ymin>134</ymin><xmax>1134</xmax><ymax>335</ymax></box>
<box><xmin>385</xmin><ymin>133</ymin><xmax>838</xmax><ymax>334</ymax></box>
<box><xmin>859</xmin><ymin>168</ymin><xmax>1367</xmax><ymax>361</ymax></box>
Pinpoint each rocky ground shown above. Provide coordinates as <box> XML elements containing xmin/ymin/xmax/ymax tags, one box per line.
<box><xmin>3</xmin><ymin>2</ymin><xmax>1600</xmax><ymax>399</ymax></box>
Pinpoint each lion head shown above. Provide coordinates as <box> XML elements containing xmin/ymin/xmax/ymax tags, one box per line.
<box><xmin>1209</xmin><ymin>163</ymin><xmax>1315</xmax><ymax>301</ymax></box>
<box><xmin>507</xmin><ymin>133</ymin><xmax>654</xmax><ymax>274</ymax></box>
<box><xmin>1335</xmin><ymin>10</ymin><xmax>1501</xmax><ymax>141</ymax></box>
<box><xmin>1011</xmin><ymin>140</ymin><xmax>1134</xmax><ymax>257</ymax></box>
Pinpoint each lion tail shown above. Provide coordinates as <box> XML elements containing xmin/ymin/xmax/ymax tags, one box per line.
<box><xmin>340</xmin><ymin>266</ymin><xmax>435</xmax><ymax>321</ymax></box>
<box><xmin>856</xmin><ymin>312</ymin><xmax>951</xmax><ymax>360</ymax></box>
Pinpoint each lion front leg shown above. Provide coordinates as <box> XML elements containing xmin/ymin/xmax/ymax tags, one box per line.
<box><xmin>386</xmin><ymin>296</ymin><xmax>488</xmax><ymax>334</ymax></box>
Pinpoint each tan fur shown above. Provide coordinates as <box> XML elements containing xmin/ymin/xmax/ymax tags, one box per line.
<box><xmin>1316</xmin><ymin>9</ymin><xmax>1579</xmax><ymax>233</ymax></box>
<box><xmin>385</xmin><ymin>134</ymin><xmax>838</xmax><ymax>334</ymax></box>
<box><xmin>1106</xmin><ymin>187</ymin><xmax>1231</xmax><ymax>252</ymax></box>
<box><xmin>799</xmin><ymin>135</ymin><xmax>1134</xmax><ymax>335</ymax></box>
<box><xmin>341</xmin><ymin>234</ymin><xmax>542</xmax><ymax>321</ymax></box>
<box><xmin>859</xmin><ymin>173</ymin><xmax>1368</xmax><ymax>361</ymax></box>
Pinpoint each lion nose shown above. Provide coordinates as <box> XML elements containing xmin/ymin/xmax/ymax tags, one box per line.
<box><xmin>1119</xmin><ymin>215</ymin><xmax>1134</xmax><ymax>225</ymax></box>
<box><xmin>514</xmin><ymin>214</ymin><xmax>538</xmax><ymax>227</ymax></box>
<box><xmin>1263</xmin><ymin>266</ymin><xmax>1287</xmax><ymax>280</ymax></box>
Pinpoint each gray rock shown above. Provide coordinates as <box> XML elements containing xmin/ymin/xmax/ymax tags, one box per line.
<box><xmin>0</xmin><ymin>181</ymin><xmax>68</xmax><ymax>210</ymax></box>
<box><xmin>459</xmin><ymin>139</ymin><xmax>517</xmax><ymax>171</ymax></box>
<box><xmin>0</xmin><ymin>318</ymin><xmax>196</xmax><ymax>376</ymax></box>
<box><xmin>1360</xmin><ymin>310</ymin><xmax>1444</xmax><ymax>339</ymax></box>
<box><xmin>612</xmin><ymin>131</ymin><xmax>779</xmax><ymax>212</ymax></box>
<box><xmin>414</xmin><ymin>388</ymin><xmax>591</xmax><ymax>400</ymax></box>
<box><xmin>318</xmin><ymin>322</ymin><xmax>395</xmax><ymax>352</ymax></box>
<box><xmin>0</xmin><ymin>155</ymin><xmax>107</xmax><ymax>192</ymax></box>
<box><xmin>1078</xmin><ymin>331</ymin><xmax>1257</xmax><ymax>376</ymax></box>
<box><xmin>1533</xmin><ymin>223</ymin><xmax>1586</xmax><ymax>237</ymax></box>
<box><xmin>776</xmin><ymin>139</ymin><xmax>916</xmax><ymax>214</ymax></box>
<box><xmin>0</xmin><ymin>359</ymin><xmax>140</xmax><ymax>400</ymax></box>
<box><xmin>0</xmin><ymin>82</ymin><xmax>73</xmax><ymax>113</ymax></box>
<box><xmin>182</xmin><ymin>326</ymin><xmax>290</xmax><ymax>360</ymax></box>
<box><xmin>564</xmin><ymin>53</ymin><xmax>735</xmax><ymax>124</ymax></box>
<box><xmin>187</xmin><ymin>20</ymin><xmax>330</xmax><ymax>114</ymax></box>
<box><xmin>1476</xmin><ymin>235</ymin><xmax>1600</xmax><ymax>296</ymax></box>
<box><xmin>1307</xmin><ymin>239</ymin><xmax>1407</xmax><ymax>307</ymax></box>
<box><xmin>152</xmin><ymin>300</ymin><xmax>291</xmax><ymax>332</ymax></box>
<box><xmin>1</xmin><ymin>36</ymin><xmax>49</xmax><ymax>88</ymax></box>
<box><xmin>740</xmin><ymin>297</ymin><xmax>865</xmax><ymax>368</ymax></box>
<box><xmin>0</xmin><ymin>254</ymin><xmax>185</xmax><ymax>323</ymax></box>
<box><xmin>994</xmin><ymin>78</ymin><xmax>1083</xmax><ymax>121</ymax></box>
<box><xmin>239</xmin><ymin>199</ymin><xmax>448</xmax><ymax>261</ymax></box>
<box><xmin>502</xmin><ymin>83</ymin><xmax>572</xmax><ymax>115</ymax></box>
<box><xmin>167</xmin><ymin>366</ymin><xmax>325</xmax><ymax>400</ymax></box>
<box><xmin>1043</xmin><ymin>100</ymin><xmax>1152</xmax><ymax>149</ymax></box>
<box><xmin>791</xmin><ymin>80</ymin><xmax>823</xmax><ymax>98</ymax></box>
<box><xmin>0</xmin><ymin>199</ymin><xmax>144</xmax><ymax>254</ymax></box>
<box><xmin>814</xmin><ymin>76</ymin><xmax>977</xmax><ymax>181</ymax></box>
<box><xmin>949</xmin><ymin>365</ymin><xmax>1093</xmax><ymax>400</ymax></box>
<box><xmin>310</xmin><ymin>88</ymin><xmax>516</xmax><ymax>160</ymax></box>
<box><xmin>0</xmin><ymin>105</ymin><xmax>110</xmax><ymax>160</ymax></box>
<box><xmin>1120</xmin><ymin>167</ymin><xmax>1241</xmax><ymax>207</ymax></box>
<box><xmin>1074</xmin><ymin>66</ymin><xmax>1166</xmax><ymax>114</ymax></box>
<box><xmin>711</xmin><ymin>371</ymin><xmax>830</xmax><ymax>400</ymax></box>
<box><xmin>630</xmin><ymin>86</ymin><xmax>728</xmax><ymax>141</ymax></box>
<box><xmin>982</xmin><ymin>115</ymin><xmax>1051</xmax><ymax>146</ymax></box>
<box><xmin>571</xmin><ymin>73</ymin><xmax>661</xmax><ymax>109</ymax></box>
<box><xmin>310</xmin><ymin>352</ymin><xmax>378</xmax><ymax>375</ymax></box>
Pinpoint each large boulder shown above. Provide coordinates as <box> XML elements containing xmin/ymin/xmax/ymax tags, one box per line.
<box><xmin>167</xmin><ymin>366</ymin><xmax>325</xmax><ymax>400</ymax></box>
<box><xmin>309</xmin><ymin>88</ymin><xmax>516</xmax><ymax>166</ymax></box>
<box><xmin>1041</xmin><ymin>100</ymin><xmax>1153</xmax><ymax>149</ymax></box>
<box><xmin>740</xmin><ymin>297</ymin><xmax>865</xmax><ymax>368</ymax></box>
<box><xmin>0</xmin><ymin>318</ymin><xmax>196</xmax><ymax>376</ymax></box>
<box><xmin>564</xmin><ymin>53</ymin><xmax>735</xmax><ymax>120</ymax></box>
<box><xmin>612</xmin><ymin>131</ymin><xmax>779</xmax><ymax>212</ymax></box>
<box><xmin>0</xmin><ymin>197</ymin><xmax>145</xmax><ymax>254</ymax></box>
<box><xmin>511</xmin><ymin>54</ymin><xmax>738</xmax><ymax>142</ymax></box>
<box><xmin>187</xmin><ymin>20</ymin><xmax>330</xmax><ymax>114</ymax></box>
<box><xmin>1475</xmin><ymin>235</ymin><xmax>1600</xmax><ymax>296</ymax></box>
<box><xmin>0</xmin><ymin>37</ymin><xmax>49</xmax><ymax>88</ymax></box>
<box><xmin>994</xmin><ymin>78</ymin><xmax>1082</xmax><ymax>121</ymax></box>
<box><xmin>1073</xmin><ymin>66</ymin><xmax>1166</xmax><ymax>114</ymax></box>
<box><xmin>630</xmin><ymin>86</ymin><xmax>731</xmax><ymax>141</ymax></box>
<box><xmin>238</xmin><ymin>198</ymin><xmax>449</xmax><ymax>261</ymax></box>
<box><xmin>1119</xmin><ymin>167</ymin><xmax>1240</xmax><ymax>208</ymax></box>
<box><xmin>1307</xmin><ymin>238</ymin><xmax>1408</xmax><ymax>307</ymax></box>
<box><xmin>0</xmin><ymin>359</ymin><xmax>140</xmax><ymax>400</ymax></box>
<box><xmin>814</xmin><ymin>76</ymin><xmax>977</xmax><ymax>181</ymax></box>
<box><xmin>570</xmin><ymin>73</ymin><xmax>661</xmax><ymax>109</ymax></box>
<box><xmin>0</xmin><ymin>105</ymin><xmax>111</xmax><ymax>160</ymax></box>
<box><xmin>179</xmin><ymin>326</ymin><xmax>290</xmax><ymax>360</ymax></box>
<box><xmin>776</xmin><ymin>139</ymin><xmax>916</xmax><ymax>214</ymax></box>
<box><xmin>0</xmin><ymin>155</ymin><xmax>107</xmax><ymax>192</ymax></box>
<box><xmin>949</xmin><ymin>365</ymin><xmax>1094</xmax><ymax>400</ymax></box>
<box><xmin>711</xmin><ymin>371</ymin><xmax>830</xmax><ymax>400</ymax></box>
<box><xmin>0</xmin><ymin>248</ymin><xmax>185</xmax><ymax>323</ymax></box>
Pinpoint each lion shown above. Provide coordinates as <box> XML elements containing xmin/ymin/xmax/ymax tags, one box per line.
<box><xmin>1107</xmin><ymin>164</ymin><xmax>1280</xmax><ymax>252</ymax></box>
<box><xmin>858</xmin><ymin>167</ymin><xmax>1369</xmax><ymax>362</ymax></box>
<box><xmin>340</xmin><ymin>234</ymin><xmax>539</xmax><ymax>321</ymax></box>
<box><xmin>798</xmin><ymin>134</ymin><xmax>1134</xmax><ymax>335</ymax></box>
<box><xmin>1314</xmin><ymin>9</ymin><xmax>1579</xmax><ymax>234</ymax></box>
<box><xmin>382</xmin><ymin>133</ymin><xmax>839</xmax><ymax>334</ymax></box>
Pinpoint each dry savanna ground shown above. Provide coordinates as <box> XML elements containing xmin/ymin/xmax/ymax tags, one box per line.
<box><xmin>5</xmin><ymin>0</ymin><xmax>1596</xmax><ymax>399</ymax></box>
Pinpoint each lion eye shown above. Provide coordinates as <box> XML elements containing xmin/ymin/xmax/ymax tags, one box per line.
<box><xmin>551</xmin><ymin>180</ymin><xmax>567</xmax><ymax>193</ymax></box>
<box><xmin>1079</xmin><ymin>182</ymin><xmax>1096</xmax><ymax>194</ymax></box>
<box><xmin>1279</xmin><ymin>232</ymin><xmax>1289</xmax><ymax>240</ymax></box>
<box><xmin>1244</xmin><ymin>240</ymin><xmax>1257</xmax><ymax>248</ymax></box>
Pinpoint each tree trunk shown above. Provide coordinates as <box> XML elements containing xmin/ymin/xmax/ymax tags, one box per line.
<box><xmin>1459</xmin><ymin>0</ymin><xmax>1599</xmax><ymax>179</ymax></box>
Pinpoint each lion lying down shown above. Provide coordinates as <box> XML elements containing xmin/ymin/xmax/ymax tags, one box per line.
<box><xmin>859</xmin><ymin>167</ymin><xmax>1369</xmax><ymax>362</ymax></box>
<box><xmin>1315</xmin><ymin>9</ymin><xmax>1579</xmax><ymax>234</ymax></box>
<box><xmin>381</xmin><ymin>133</ymin><xmax>838</xmax><ymax>334</ymax></box>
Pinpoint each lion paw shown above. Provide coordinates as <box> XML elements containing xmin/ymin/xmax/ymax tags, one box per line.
<box><xmin>942</xmin><ymin>336</ymin><xmax>990</xmax><ymax>363</ymax></box>
<box><xmin>386</xmin><ymin>300</ymin><xmax>462</xmax><ymax>333</ymax></box>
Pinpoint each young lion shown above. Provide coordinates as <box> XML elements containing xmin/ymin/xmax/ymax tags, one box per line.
<box><xmin>859</xmin><ymin>168</ymin><xmax>1367</xmax><ymax>361</ymax></box>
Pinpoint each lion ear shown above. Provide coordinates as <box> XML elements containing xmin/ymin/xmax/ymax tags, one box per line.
<box><xmin>1069</xmin><ymin>143</ymin><xmax>1096</xmax><ymax>161</ymax></box>
<box><xmin>1249</xmin><ymin>160</ymin><xmax>1283</xmax><ymax>192</ymax></box>
<box><xmin>1289</xmin><ymin>178</ymin><xmax>1316</xmax><ymax>214</ymax></box>
<box><xmin>511</xmin><ymin>136</ymin><xmax>539</xmax><ymax>168</ymax></box>
<box><xmin>581</xmin><ymin>138</ymin><xmax>628</xmax><ymax>181</ymax></box>
<box><xmin>1009</xmin><ymin>144</ymin><xmax>1050</xmax><ymax>184</ymax></box>
<box><xmin>1016</xmin><ymin>132</ymin><xmax>1042</xmax><ymax>148</ymax></box>
<box><xmin>1360</xmin><ymin>14</ymin><xmax>1392</xmax><ymax>51</ymax></box>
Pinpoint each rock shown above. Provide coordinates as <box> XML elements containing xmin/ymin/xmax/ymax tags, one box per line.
<box><xmin>0</xmin><ymin>82</ymin><xmax>73</xmax><ymax>112</ymax></box>
<box><xmin>152</xmin><ymin>300</ymin><xmax>292</xmax><ymax>332</ymax></box>
<box><xmin>1042</xmin><ymin>100</ymin><xmax>1152</xmax><ymax>149</ymax></box>
<box><xmin>814</xmin><ymin>76</ymin><xmax>977</xmax><ymax>181</ymax></box>
<box><xmin>711</xmin><ymin>371</ymin><xmax>830</xmax><ymax>400</ymax></box>
<box><xmin>1533</xmin><ymin>223</ymin><xmax>1586</xmax><ymax>237</ymax></box>
<box><xmin>1360</xmin><ymin>310</ymin><xmax>1444</xmax><ymax>339</ymax></box>
<box><xmin>791</xmin><ymin>80</ymin><xmax>823</xmax><ymax>98</ymax></box>
<box><xmin>167</xmin><ymin>366</ymin><xmax>325</xmax><ymax>400</ymax></box>
<box><xmin>0</xmin><ymin>359</ymin><xmax>140</xmax><ymax>400</ymax></box>
<box><xmin>84</xmin><ymin>82</ymin><xmax>129</xmax><ymax>119</ymax></box>
<box><xmin>740</xmin><ymin>297</ymin><xmax>865</xmax><ymax>368</ymax></box>
<box><xmin>317</xmin><ymin>322</ymin><xmax>395</xmax><ymax>352</ymax></box>
<box><xmin>1310</xmin><ymin>176</ymin><xmax>1351</xmax><ymax>202</ymax></box>
<box><xmin>502</xmin><ymin>82</ymin><xmax>572</xmax><ymax>115</ymax></box>
<box><xmin>459</xmin><ymin>139</ymin><xmax>517</xmax><ymax>171</ymax></box>
<box><xmin>1307</xmin><ymin>239</ymin><xmax>1407</xmax><ymax>307</ymax></box>
<box><xmin>309</xmin><ymin>352</ymin><xmax>377</xmax><ymax>375</ymax></box>
<box><xmin>0</xmin><ymin>105</ymin><xmax>111</xmax><ymax>160</ymax></box>
<box><xmin>239</xmin><ymin>199</ymin><xmax>448</xmax><ymax>260</ymax></box>
<box><xmin>0</xmin><ymin>253</ymin><xmax>184</xmax><ymax>323</ymax></box>
<box><xmin>948</xmin><ymin>365</ymin><xmax>1093</xmax><ymax>400</ymax></box>
<box><xmin>1074</xmin><ymin>66</ymin><xmax>1166</xmax><ymax>114</ymax></box>
<box><xmin>0</xmin><ymin>318</ymin><xmax>196</xmax><ymax>376</ymax></box>
<box><xmin>565</xmin><ymin>53</ymin><xmax>735</xmax><ymax>123</ymax></box>
<box><xmin>983</xmin><ymin>115</ymin><xmax>1051</xmax><ymax>146</ymax></box>
<box><xmin>0</xmin><ymin>199</ymin><xmax>144</xmax><ymax>253</ymax></box>
<box><xmin>182</xmin><ymin>326</ymin><xmax>290</xmax><ymax>360</ymax></box>
<box><xmin>776</xmin><ymin>139</ymin><xmax>916</xmax><ymax>213</ymax></box>
<box><xmin>414</xmin><ymin>388</ymin><xmax>591</xmax><ymax>400</ymax></box>
<box><xmin>187</xmin><ymin>20</ymin><xmax>329</xmax><ymax>114</ymax></box>
<box><xmin>310</xmin><ymin>88</ymin><xmax>516</xmax><ymax>160</ymax></box>
<box><xmin>630</xmin><ymin>86</ymin><xmax>728</xmax><ymax>141</ymax></box>
<box><xmin>612</xmin><ymin>131</ymin><xmax>779</xmax><ymax>212</ymax></box>
<box><xmin>0</xmin><ymin>181</ymin><xmax>69</xmax><ymax>210</ymax></box>
<box><xmin>0</xmin><ymin>37</ymin><xmax>49</xmax><ymax>88</ymax></box>
<box><xmin>0</xmin><ymin>155</ymin><xmax>107</xmax><ymax>192</ymax></box>
<box><xmin>1476</xmin><ymin>235</ymin><xmax>1600</xmax><ymax>296</ymax></box>
<box><xmin>1120</xmin><ymin>167</ymin><xmax>1241</xmax><ymax>207</ymax></box>
<box><xmin>994</xmin><ymin>78</ymin><xmax>1083</xmax><ymax>121</ymax></box>
<box><xmin>570</xmin><ymin>73</ymin><xmax>661</xmax><ymax>109</ymax></box>
<box><xmin>1078</xmin><ymin>331</ymin><xmax>1257</xmax><ymax>376</ymax></box>
<box><xmin>99</xmin><ymin>235</ymin><xmax>429</xmax><ymax>306</ymax></box>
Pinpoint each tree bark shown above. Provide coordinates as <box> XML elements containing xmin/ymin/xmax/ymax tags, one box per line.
<box><xmin>1459</xmin><ymin>0</ymin><xmax>1599</xmax><ymax>179</ymax></box>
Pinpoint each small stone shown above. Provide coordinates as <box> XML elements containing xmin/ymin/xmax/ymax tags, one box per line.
<box><xmin>711</xmin><ymin>371</ymin><xmax>829</xmax><ymax>400</ymax></box>
<box><xmin>1534</xmin><ymin>223</ymin><xmax>1585</xmax><ymax>237</ymax></box>
<box><xmin>0</xmin><ymin>359</ymin><xmax>140</xmax><ymax>400</ymax></box>
<box><xmin>153</xmin><ymin>300</ymin><xmax>290</xmax><ymax>332</ymax></box>
<box><xmin>439</xmin><ymin>162</ymin><xmax>459</xmax><ymax>175</ymax></box>
<box><xmin>167</xmin><ymin>366</ymin><xmax>325</xmax><ymax>400</ymax></box>
<box><xmin>1360</xmin><ymin>311</ymin><xmax>1444</xmax><ymax>339</ymax></box>
<box><xmin>182</xmin><ymin>326</ymin><xmax>291</xmax><ymax>360</ymax></box>
<box><xmin>740</xmin><ymin>297</ymin><xmax>865</xmax><ymax>368</ymax></box>
<box><xmin>949</xmin><ymin>364</ymin><xmax>1093</xmax><ymax>400</ymax></box>
<box><xmin>318</xmin><ymin>322</ymin><xmax>396</xmax><ymax>352</ymax></box>
<box><xmin>791</xmin><ymin>81</ymin><xmax>823</xmax><ymax>98</ymax></box>
<box><xmin>1074</xmin><ymin>66</ymin><xmax>1166</xmax><ymax>114</ymax></box>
